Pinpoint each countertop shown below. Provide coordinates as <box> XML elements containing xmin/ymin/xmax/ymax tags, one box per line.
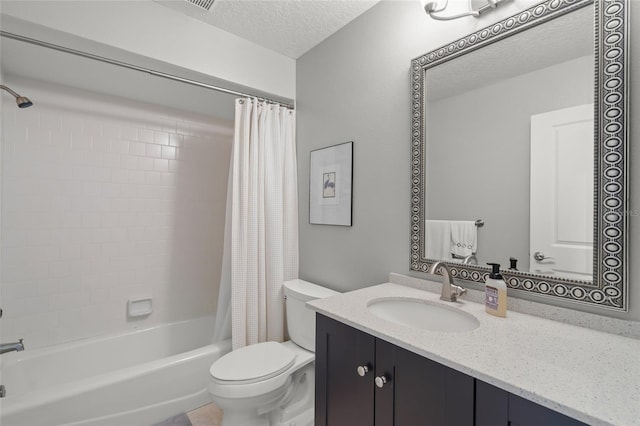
<box><xmin>307</xmin><ymin>282</ymin><xmax>640</xmax><ymax>426</ymax></box>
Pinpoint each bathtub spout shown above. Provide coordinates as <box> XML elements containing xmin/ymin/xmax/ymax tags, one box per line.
<box><xmin>0</xmin><ymin>339</ymin><xmax>24</xmax><ymax>354</ymax></box>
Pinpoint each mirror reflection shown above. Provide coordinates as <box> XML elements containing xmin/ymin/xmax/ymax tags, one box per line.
<box><xmin>424</xmin><ymin>4</ymin><xmax>594</xmax><ymax>281</ymax></box>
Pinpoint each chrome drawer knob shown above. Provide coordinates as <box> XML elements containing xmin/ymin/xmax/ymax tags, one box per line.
<box><xmin>375</xmin><ymin>375</ymin><xmax>387</xmax><ymax>388</ymax></box>
<box><xmin>357</xmin><ymin>365</ymin><xmax>369</xmax><ymax>376</ymax></box>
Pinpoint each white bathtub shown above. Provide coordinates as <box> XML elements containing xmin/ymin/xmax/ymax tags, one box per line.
<box><xmin>0</xmin><ymin>316</ymin><xmax>231</xmax><ymax>426</ymax></box>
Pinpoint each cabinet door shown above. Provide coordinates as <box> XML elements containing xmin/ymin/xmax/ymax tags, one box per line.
<box><xmin>476</xmin><ymin>380</ymin><xmax>586</xmax><ymax>426</ymax></box>
<box><xmin>509</xmin><ymin>393</ymin><xmax>586</xmax><ymax>426</ymax></box>
<box><xmin>376</xmin><ymin>339</ymin><xmax>475</xmax><ymax>426</ymax></box>
<box><xmin>315</xmin><ymin>314</ymin><xmax>375</xmax><ymax>426</ymax></box>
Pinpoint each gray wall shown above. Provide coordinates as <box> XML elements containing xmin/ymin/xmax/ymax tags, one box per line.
<box><xmin>296</xmin><ymin>0</ymin><xmax>639</xmax><ymax>320</ymax></box>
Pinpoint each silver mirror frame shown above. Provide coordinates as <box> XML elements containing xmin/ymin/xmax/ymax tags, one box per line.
<box><xmin>410</xmin><ymin>0</ymin><xmax>628</xmax><ymax>311</ymax></box>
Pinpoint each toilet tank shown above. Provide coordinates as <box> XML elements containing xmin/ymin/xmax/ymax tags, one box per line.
<box><xmin>283</xmin><ymin>279</ymin><xmax>338</xmax><ymax>352</ymax></box>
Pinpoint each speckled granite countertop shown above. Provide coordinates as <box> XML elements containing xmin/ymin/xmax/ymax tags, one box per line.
<box><xmin>307</xmin><ymin>283</ymin><xmax>640</xmax><ymax>426</ymax></box>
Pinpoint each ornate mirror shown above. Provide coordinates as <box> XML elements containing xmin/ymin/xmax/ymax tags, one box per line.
<box><xmin>411</xmin><ymin>0</ymin><xmax>628</xmax><ymax>310</ymax></box>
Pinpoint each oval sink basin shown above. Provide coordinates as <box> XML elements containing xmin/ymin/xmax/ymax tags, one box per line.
<box><xmin>367</xmin><ymin>298</ymin><xmax>480</xmax><ymax>332</ymax></box>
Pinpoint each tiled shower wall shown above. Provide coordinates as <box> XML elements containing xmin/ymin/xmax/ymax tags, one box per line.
<box><xmin>1</xmin><ymin>78</ymin><xmax>233</xmax><ymax>348</ymax></box>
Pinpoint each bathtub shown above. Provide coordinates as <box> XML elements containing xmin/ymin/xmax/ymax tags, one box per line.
<box><xmin>0</xmin><ymin>316</ymin><xmax>231</xmax><ymax>426</ymax></box>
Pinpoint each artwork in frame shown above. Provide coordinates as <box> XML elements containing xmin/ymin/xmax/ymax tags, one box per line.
<box><xmin>309</xmin><ymin>141</ymin><xmax>353</xmax><ymax>226</ymax></box>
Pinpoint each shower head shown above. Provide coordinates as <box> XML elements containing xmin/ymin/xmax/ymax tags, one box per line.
<box><xmin>0</xmin><ymin>84</ymin><xmax>34</xmax><ymax>108</ymax></box>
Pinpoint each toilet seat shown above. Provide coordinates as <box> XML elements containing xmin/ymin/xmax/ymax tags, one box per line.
<box><xmin>208</xmin><ymin>341</ymin><xmax>314</xmax><ymax>400</ymax></box>
<box><xmin>210</xmin><ymin>342</ymin><xmax>296</xmax><ymax>385</ymax></box>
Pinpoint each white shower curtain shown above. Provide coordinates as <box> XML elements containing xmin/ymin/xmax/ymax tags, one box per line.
<box><xmin>214</xmin><ymin>98</ymin><xmax>298</xmax><ymax>350</ymax></box>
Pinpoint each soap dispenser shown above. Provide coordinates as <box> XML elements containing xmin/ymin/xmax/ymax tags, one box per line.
<box><xmin>485</xmin><ymin>263</ymin><xmax>507</xmax><ymax>317</ymax></box>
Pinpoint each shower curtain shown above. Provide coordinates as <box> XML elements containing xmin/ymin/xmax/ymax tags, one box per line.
<box><xmin>213</xmin><ymin>98</ymin><xmax>298</xmax><ymax>349</ymax></box>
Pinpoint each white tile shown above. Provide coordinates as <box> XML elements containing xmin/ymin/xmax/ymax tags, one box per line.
<box><xmin>137</xmin><ymin>157</ymin><xmax>154</xmax><ymax>171</ymax></box>
<box><xmin>14</xmin><ymin>142</ymin><xmax>38</xmax><ymax>162</ymax></box>
<box><xmin>38</xmin><ymin>144</ymin><xmax>61</xmax><ymax>162</ymax></box>
<box><xmin>177</xmin><ymin>121</ymin><xmax>191</xmax><ymax>135</ymax></box>
<box><xmin>129</xmin><ymin>170</ymin><xmax>146</xmax><ymax>184</ymax></box>
<box><xmin>39</xmin><ymin>112</ymin><xmax>62</xmax><ymax>131</ymax></box>
<box><xmin>103</xmin><ymin>123</ymin><xmax>121</xmax><ymax>139</ymax></box>
<box><xmin>58</xmin><ymin>211</ymin><xmax>83</xmax><ymax>228</ymax></box>
<box><xmin>111</xmin><ymin>139</ymin><xmax>130</xmax><ymax>154</ymax></box>
<box><xmin>81</xmin><ymin>213</ymin><xmax>102</xmax><ymax>228</ymax></box>
<box><xmin>13</xmin><ymin>296</ymin><xmax>50</xmax><ymax>316</ymax></box>
<box><xmin>118</xmin><ymin>185</ymin><xmax>137</xmax><ymax>199</ymax></box>
<box><xmin>50</xmin><ymin>130</ymin><xmax>73</xmax><ymax>148</ymax></box>
<box><xmin>154</xmin><ymin>158</ymin><xmax>169</xmax><ymax>172</ymax></box>
<box><xmin>49</xmin><ymin>291</ymin><xmax>89</xmax><ymax>311</ymax></box>
<box><xmin>49</xmin><ymin>261</ymin><xmax>71</xmax><ymax>278</ymax></box>
<box><xmin>58</xmin><ymin>245</ymin><xmax>82</xmax><ymax>261</ymax></box>
<box><xmin>161</xmin><ymin>120</ymin><xmax>177</xmax><ymax>134</ymax></box>
<box><xmin>102</xmin><ymin>183</ymin><xmax>121</xmax><ymax>198</ymax></box>
<box><xmin>109</xmin><ymin>228</ymin><xmax>128</xmax><ymax>242</ymax></box>
<box><xmin>71</xmin><ymin>134</ymin><xmax>92</xmax><ymax>151</ymax></box>
<box><xmin>92</xmin><ymin>136</ymin><xmax>111</xmax><ymax>152</ymax></box>
<box><xmin>102</xmin><ymin>152</ymin><xmax>121</xmax><ymax>168</ymax></box>
<box><xmin>60</xmin><ymin>148</ymin><xmax>84</xmax><ymax>165</ymax></box>
<box><xmin>15</xmin><ymin>108</ymin><xmax>39</xmax><ymax>128</ymax></box>
<box><xmin>146</xmin><ymin>171</ymin><xmax>162</xmax><ymax>185</ymax></box>
<box><xmin>160</xmin><ymin>172</ymin><xmax>175</xmax><ymax>186</ymax></box>
<box><xmin>153</xmin><ymin>131</ymin><xmax>169</xmax><ymax>146</ymax></box>
<box><xmin>61</xmin><ymin>113</ymin><xmax>83</xmax><ymax>135</ymax></box>
<box><xmin>161</xmin><ymin>145</ymin><xmax>176</xmax><ymax>160</ymax></box>
<box><xmin>90</xmin><ymin>288</ymin><xmax>110</xmax><ymax>304</ymax></box>
<box><xmin>169</xmin><ymin>133</ymin><xmax>183</xmax><ymax>147</ymax></box>
<box><xmin>49</xmin><ymin>229</ymin><xmax>72</xmax><ymax>245</ymax></box>
<box><xmin>27</xmin><ymin>127</ymin><xmax>50</xmax><ymax>145</ymax></box>
<box><xmin>83</xmin><ymin>118</ymin><xmax>103</xmax><ymax>136</ymax></box>
<box><xmin>37</xmin><ymin>278</ymin><xmax>63</xmax><ymax>295</ymax></box>
<box><xmin>145</xmin><ymin>143</ymin><xmax>162</xmax><ymax>158</ymax></box>
<box><xmin>137</xmin><ymin>128</ymin><xmax>154</xmax><ymax>143</ymax></box>
<box><xmin>129</xmin><ymin>141</ymin><xmax>146</xmax><ymax>156</ymax></box>
<box><xmin>120</xmin><ymin>155</ymin><xmax>138</xmax><ymax>170</ymax></box>
<box><xmin>82</xmin><ymin>151</ymin><xmax>102</xmax><ymax>168</ymax></box>
<box><xmin>121</xmin><ymin>126</ymin><xmax>137</xmax><ymax>141</ymax></box>
<box><xmin>111</xmin><ymin>169</ymin><xmax>129</xmax><ymax>183</ymax></box>
<box><xmin>28</xmin><ymin>311</ymin><xmax>60</xmax><ymax>331</ymax></box>
<box><xmin>3</xmin><ymin>124</ymin><xmax>27</xmax><ymax>144</ymax></box>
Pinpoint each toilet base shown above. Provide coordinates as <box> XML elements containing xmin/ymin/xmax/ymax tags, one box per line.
<box><xmin>214</xmin><ymin>363</ymin><xmax>315</xmax><ymax>426</ymax></box>
<box><xmin>269</xmin><ymin>364</ymin><xmax>314</xmax><ymax>426</ymax></box>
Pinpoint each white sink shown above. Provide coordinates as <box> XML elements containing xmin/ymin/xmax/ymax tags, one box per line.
<box><xmin>367</xmin><ymin>298</ymin><xmax>480</xmax><ymax>332</ymax></box>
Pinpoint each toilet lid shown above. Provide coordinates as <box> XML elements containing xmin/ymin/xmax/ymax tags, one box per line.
<box><xmin>210</xmin><ymin>341</ymin><xmax>296</xmax><ymax>384</ymax></box>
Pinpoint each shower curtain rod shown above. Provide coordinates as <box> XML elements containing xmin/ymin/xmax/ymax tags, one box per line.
<box><xmin>0</xmin><ymin>31</ymin><xmax>295</xmax><ymax>110</ymax></box>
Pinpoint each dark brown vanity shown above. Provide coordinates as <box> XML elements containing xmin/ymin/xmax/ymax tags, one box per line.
<box><xmin>315</xmin><ymin>314</ymin><xmax>585</xmax><ymax>426</ymax></box>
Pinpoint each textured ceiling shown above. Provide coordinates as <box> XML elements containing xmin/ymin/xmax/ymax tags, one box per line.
<box><xmin>154</xmin><ymin>0</ymin><xmax>380</xmax><ymax>59</ymax></box>
<box><xmin>427</xmin><ymin>4</ymin><xmax>594</xmax><ymax>101</ymax></box>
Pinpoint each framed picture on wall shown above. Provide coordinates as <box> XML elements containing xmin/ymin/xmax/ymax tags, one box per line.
<box><xmin>309</xmin><ymin>141</ymin><xmax>353</xmax><ymax>226</ymax></box>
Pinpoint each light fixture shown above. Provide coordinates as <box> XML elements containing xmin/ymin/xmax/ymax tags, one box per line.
<box><xmin>420</xmin><ymin>0</ymin><xmax>510</xmax><ymax>21</ymax></box>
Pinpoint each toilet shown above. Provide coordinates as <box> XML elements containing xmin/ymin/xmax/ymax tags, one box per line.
<box><xmin>208</xmin><ymin>279</ymin><xmax>338</xmax><ymax>426</ymax></box>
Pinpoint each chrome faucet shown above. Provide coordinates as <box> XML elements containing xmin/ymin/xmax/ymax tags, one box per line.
<box><xmin>428</xmin><ymin>261</ymin><xmax>467</xmax><ymax>302</ymax></box>
<box><xmin>0</xmin><ymin>339</ymin><xmax>24</xmax><ymax>355</ymax></box>
<box><xmin>462</xmin><ymin>254</ymin><xmax>478</xmax><ymax>265</ymax></box>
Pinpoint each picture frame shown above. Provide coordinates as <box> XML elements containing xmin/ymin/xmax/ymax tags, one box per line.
<box><xmin>309</xmin><ymin>141</ymin><xmax>353</xmax><ymax>226</ymax></box>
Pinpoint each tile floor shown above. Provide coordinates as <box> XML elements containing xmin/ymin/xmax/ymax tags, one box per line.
<box><xmin>154</xmin><ymin>403</ymin><xmax>222</xmax><ymax>426</ymax></box>
<box><xmin>187</xmin><ymin>403</ymin><xmax>223</xmax><ymax>426</ymax></box>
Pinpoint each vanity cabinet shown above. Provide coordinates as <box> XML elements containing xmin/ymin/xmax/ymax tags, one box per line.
<box><xmin>315</xmin><ymin>314</ymin><xmax>585</xmax><ymax>426</ymax></box>
<box><xmin>315</xmin><ymin>314</ymin><xmax>473</xmax><ymax>426</ymax></box>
